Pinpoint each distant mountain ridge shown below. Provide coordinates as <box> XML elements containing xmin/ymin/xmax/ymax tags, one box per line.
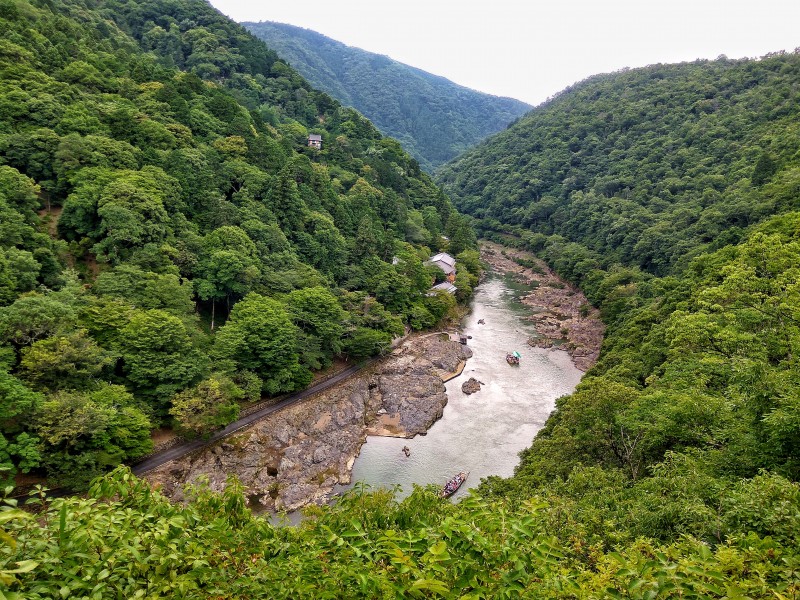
<box><xmin>437</xmin><ymin>53</ymin><xmax>800</xmax><ymax>275</ymax></box>
<box><xmin>243</xmin><ymin>21</ymin><xmax>532</xmax><ymax>172</ymax></box>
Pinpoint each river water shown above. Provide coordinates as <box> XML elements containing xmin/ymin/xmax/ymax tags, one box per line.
<box><xmin>341</xmin><ymin>271</ymin><xmax>584</xmax><ymax>501</ymax></box>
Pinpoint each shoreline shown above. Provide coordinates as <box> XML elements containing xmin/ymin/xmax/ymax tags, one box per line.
<box><xmin>144</xmin><ymin>242</ymin><xmax>601</xmax><ymax>513</ymax></box>
<box><xmin>479</xmin><ymin>241</ymin><xmax>604</xmax><ymax>371</ymax></box>
<box><xmin>144</xmin><ymin>332</ymin><xmax>472</xmax><ymax>512</ymax></box>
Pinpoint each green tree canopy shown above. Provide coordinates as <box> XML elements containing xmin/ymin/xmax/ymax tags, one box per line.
<box><xmin>119</xmin><ymin>309</ymin><xmax>205</xmax><ymax>409</ymax></box>
<box><xmin>169</xmin><ymin>374</ymin><xmax>242</xmax><ymax>437</ymax></box>
<box><xmin>18</xmin><ymin>329</ymin><xmax>113</xmax><ymax>392</ymax></box>
<box><xmin>32</xmin><ymin>385</ymin><xmax>152</xmax><ymax>487</ymax></box>
<box><xmin>284</xmin><ymin>286</ymin><xmax>346</xmax><ymax>369</ymax></box>
<box><xmin>213</xmin><ymin>293</ymin><xmax>311</xmax><ymax>395</ymax></box>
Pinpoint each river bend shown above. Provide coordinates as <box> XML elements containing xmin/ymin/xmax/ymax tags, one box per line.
<box><xmin>343</xmin><ymin>271</ymin><xmax>584</xmax><ymax>500</ymax></box>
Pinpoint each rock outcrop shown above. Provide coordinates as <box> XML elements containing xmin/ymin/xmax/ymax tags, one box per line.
<box><xmin>480</xmin><ymin>241</ymin><xmax>604</xmax><ymax>371</ymax></box>
<box><xmin>145</xmin><ymin>333</ymin><xmax>471</xmax><ymax>512</ymax></box>
<box><xmin>145</xmin><ymin>377</ymin><xmax>375</xmax><ymax>512</ymax></box>
<box><xmin>461</xmin><ymin>377</ymin><xmax>483</xmax><ymax>395</ymax></box>
<box><xmin>366</xmin><ymin>334</ymin><xmax>471</xmax><ymax>437</ymax></box>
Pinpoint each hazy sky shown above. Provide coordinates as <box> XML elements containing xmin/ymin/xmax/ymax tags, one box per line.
<box><xmin>209</xmin><ymin>0</ymin><xmax>800</xmax><ymax>106</ymax></box>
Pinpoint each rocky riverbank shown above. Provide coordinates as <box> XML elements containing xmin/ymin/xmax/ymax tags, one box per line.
<box><xmin>144</xmin><ymin>243</ymin><xmax>596</xmax><ymax>512</ymax></box>
<box><xmin>145</xmin><ymin>334</ymin><xmax>471</xmax><ymax>512</ymax></box>
<box><xmin>480</xmin><ymin>241</ymin><xmax>604</xmax><ymax>371</ymax></box>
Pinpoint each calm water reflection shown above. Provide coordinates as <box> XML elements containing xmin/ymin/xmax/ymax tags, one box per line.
<box><xmin>341</xmin><ymin>272</ymin><xmax>584</xmax><ymax>501</ymax></box>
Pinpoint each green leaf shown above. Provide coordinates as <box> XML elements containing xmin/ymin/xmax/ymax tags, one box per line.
<box><xmin>429</xmin><ymin>541</ymin><xmax>447</xmax><ymax>556</ymax></box>
<box><xmin>4</xmin><ymin>560</ymin><xmax>38</xmax><ymax>574</ymax></box>
<box><xmin>410</xmin><ymin>578</ymin><xmax>450</xmax><ymax>595</ymax></box>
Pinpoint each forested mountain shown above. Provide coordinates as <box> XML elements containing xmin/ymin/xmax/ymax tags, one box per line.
<box><xmin>0</xmin><ymin>0</ymin><xmax>478</xmax><ymax>490</ymax></box>
<box><xmin>243</xmin><ymin>21</ymin><xmax>532</xmax><ymax>172</ymax></box>
<box><xmin>438</xmin><ymin>54</ymin><xmax>800</xmax><ymax>276</ymax></box>
<box><xmin>1</xmin><ymin>0</ymin><xmax>799</xmax><ymax>595</ymax></box>
<box><xmin>436</xmin><ymin>52</ymin><xmax>800</xmax><ymax>590</ymax></box>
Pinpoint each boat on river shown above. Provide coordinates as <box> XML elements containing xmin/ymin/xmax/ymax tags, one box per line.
<box><xmin>506</xmin><ymin>351</ymin><xmax>521</xmax><ymax>365</ymax></box>
<box><xmin>440</xmin><ymin>471</ymin><xmax>469</xmax><ymax>498</ymax></box>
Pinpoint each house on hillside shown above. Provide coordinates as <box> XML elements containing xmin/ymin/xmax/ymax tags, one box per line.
<box><xmin>427</xmin><ymin>281</ymin><xmax>457</xmax><ymax>295</ymax></box>
<box><xmin>307</xmin><ymin>134</ymin><xmax>322</xmax><ymax>149</ymax></box>
<box><xmin>426</xmin><ymin>252</ymin><xmax>456</xmax><ymax>282</ymax></box>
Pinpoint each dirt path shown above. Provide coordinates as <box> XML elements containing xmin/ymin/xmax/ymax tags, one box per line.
<box><xmin>37</xmin><ymin>205</ymin><xmax>62</xmax><ymax>239</ymax></box>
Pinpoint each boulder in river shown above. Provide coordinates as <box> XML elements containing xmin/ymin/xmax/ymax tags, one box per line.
<box><xmin>461</xmin><ymin>377</ymin><xmax>483</xmax><ymax>395</ymax></box>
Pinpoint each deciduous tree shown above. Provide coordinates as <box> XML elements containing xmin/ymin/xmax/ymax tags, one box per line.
<box><xmin>169</xmin><ymin>374</ymin><xmax>242</xmax><ymax>437</ymax></box>
<box><xmin>213</xmin><ymin>293</ymin><xmax>311</xmax><ymax>394</ymax></box>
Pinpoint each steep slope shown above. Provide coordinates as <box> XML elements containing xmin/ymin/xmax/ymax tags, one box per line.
<box><xmin>243</xmin><ymin>21</ymin><xmax>532</xmax><ymax>172</ymax></box>
<box><xmin>438</xmin><ymin>54</ymin><xmax>800</xmax><ymax>275</ymax></box>
<box><xmin>1</xmin><ymin>3</ymin><xmax>798</xmax><ymax>595</ymax></box>
<box><xmin>0</xmin><ymin>0</ymin><xmax>477</xmax><ymax>489</ymax></box>
<box><xmin>439</xmin><ymin>52</ymin><xmax>800</xmax><ymax>552</ymax></box>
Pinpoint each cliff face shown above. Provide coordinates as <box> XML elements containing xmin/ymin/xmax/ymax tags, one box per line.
<box><xmin>145</xmin><ymin>335</ymin><xmax>471</xmax><ymax>511</ymax></box>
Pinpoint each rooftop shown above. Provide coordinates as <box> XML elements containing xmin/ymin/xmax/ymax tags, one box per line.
<box><xmin>429</xmin><ymin>252</ymin><xmax>455</xmax><ymax>266</ymax></box>
<box><xmin>429</xmin><ymin>281</ymin><xmax>457</xmax><ymax>295</ymax></box>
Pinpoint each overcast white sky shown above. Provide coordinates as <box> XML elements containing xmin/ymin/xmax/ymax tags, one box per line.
<box><xmin>209</xmin><ymin>0</ymin><xmax>800</xmax><ymax>106</ymax></box>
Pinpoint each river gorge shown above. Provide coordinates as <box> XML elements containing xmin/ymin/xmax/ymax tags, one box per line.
<box><xmin>145</xmin><ymin>243</ymin><xmax>604</xmax><ymax>511</ymax></box>
<box><xmin>342</xmin><ymin>271</ymin><xmax>584</xmax><ymax>500</ymax></box>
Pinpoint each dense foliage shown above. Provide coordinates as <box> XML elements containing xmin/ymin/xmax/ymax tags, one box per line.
<box><xmin>439</xmin><ymin>53</ymin><xmax>800</xmax><ymax>276</ymax></box>
<box><xmin>2</xmin><ymin>0</ymin><xmax>799</xmax><ymax>596</ymax></box>
<box><xmin>1</xmin><ymin>467</ymin><xmax>798</xmax><ymax>598</ymax></box>
<box><xmin>0</xmin><ymin>0</ymin><xmax>477</xmax><ymax>487</ymax></box>
<box><xmin>436</xmin><ymin>51</ymin><xmax>800</xmax><ymax>595</ymax></box>
<box><xmin>478</xmin><ymin>215</ymin><xmax>799</xmax><ymax>530</ymax></box>
<box><xmin>244</xmin><ymin>21</ymin><xmax>532</xmax><ymax>172</ymax></box>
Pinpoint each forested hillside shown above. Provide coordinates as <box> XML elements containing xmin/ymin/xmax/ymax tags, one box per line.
<box><xmin>437</xmin><ymin>53</ymin><xmax>800</xmax><ymax>591</ymax></box>
<box><xmin>438</xmin><ymin>54</ymin><xmax>800</xmax><ymax>275</ymax></box>
<box><xmin>244</xmin><ymin>21</ymin><xmax>532</xmax><ymax>172</ymax></box>
<box><xmin>0</xmin><ymin>0</ymin><xmax>478</xmax><ymax>490</ymax></box>
<box><xmin>1</xmin><ymin>0</ymin><xmax>799</xmax><ymax>596</ymax></box>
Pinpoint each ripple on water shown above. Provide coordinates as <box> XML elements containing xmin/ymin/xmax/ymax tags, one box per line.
<box><xmin>340</xmin><ymin>273</ymin><xmax>584</xmax><ymax>501</ymax></box>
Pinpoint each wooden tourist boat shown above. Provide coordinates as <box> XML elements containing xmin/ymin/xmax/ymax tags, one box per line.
<box><xmin>440</xmin><ymin>471</ymin><xmax>469</xmax><ymax>498</ymax></box>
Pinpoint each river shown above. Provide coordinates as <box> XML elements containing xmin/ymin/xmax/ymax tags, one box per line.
<box><xmin>341</xmin><ymin>270</ymin><xmax>585</xmax><ymax>501</ymax></box>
